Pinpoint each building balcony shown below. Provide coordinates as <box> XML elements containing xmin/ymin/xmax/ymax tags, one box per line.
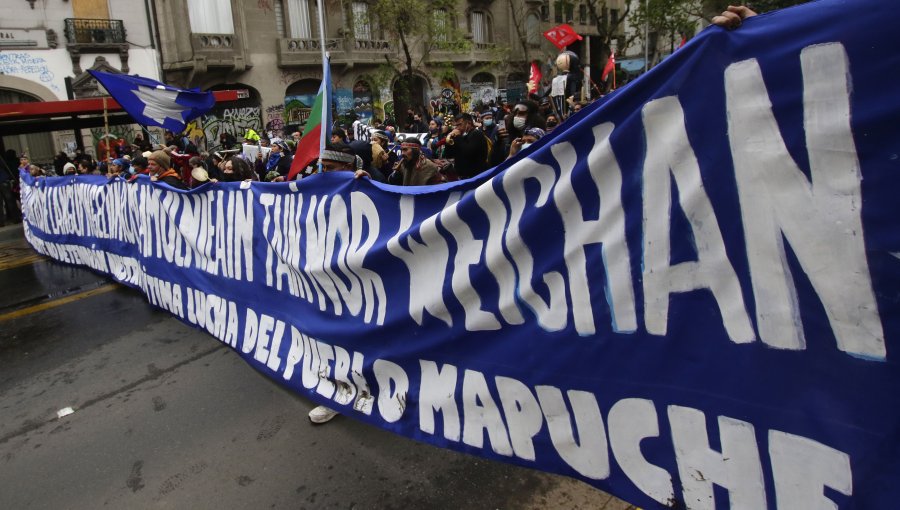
<box><xmin>64</xmin><ymin>18</ymin><xmax>126</xmax><ymax>45</ymax></box>
<box><xmin>64</xmin><ymin>18</ymin><xmax>129</xmax><ymax>74</ymax></box>
<box><xmin>426</xmin><ymin>41</ymin><xmax>498</xmax><ymax>67</ymax></box>
<box><xmin>189</xmin><ymin>33</ymin><xmax>247</xmax><ymax>70</ymax></box>
<box><xmin>276</xmin><ymin>38</ymin><xmax>345</xmax><ymax>67</ymax></box>
<box><xmin>276</xmin><ymin>38</ymin><xmax>391</xmax><ymax>68</ymax></box>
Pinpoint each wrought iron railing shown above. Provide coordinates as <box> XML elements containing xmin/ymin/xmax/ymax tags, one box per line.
<box><xmin>64</xmin><ymin>18</ymin><xmax>126</xmax><ymax>45</ymax></box>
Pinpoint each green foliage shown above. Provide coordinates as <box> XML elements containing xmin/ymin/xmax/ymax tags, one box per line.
<box><xmin>631</xmin><ymin>0</ymin><xmax>703</xmax><ymax>39</ymax></box>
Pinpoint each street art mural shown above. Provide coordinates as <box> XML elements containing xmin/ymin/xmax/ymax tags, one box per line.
<box><xmin>284</xmin><ymin>94</ymin><xmax>316</xmax><ymax>130</ymax></box>
<box><xmin>183</xmin><ymin>106</ymin><xmax>263</xmax><ymax>153</ymax></box>
<box><xmin>352</xmin><ymin>81</ymin><xmax>374</xmax><ymax>122</ymax></box>
<box><xmin>265</xmin><ymin>104</ymin><xmax>286</xmax><ymax>139</ymax></box>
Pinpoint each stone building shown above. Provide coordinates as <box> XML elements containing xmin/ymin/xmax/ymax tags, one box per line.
<box><xmin>152</xmin><ymin>0</ymin><xmax>626</xmax><ymax>151</ymax></box>
<box><xmin>0</xmin><ymin>0</ymin><xmax>161</xmax><ymax>162</ymax></box>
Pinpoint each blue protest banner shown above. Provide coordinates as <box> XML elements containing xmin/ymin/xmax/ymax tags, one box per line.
<box><xmin>20</xmin><ymin>1</ymin><xmax>900</xmax><ymax>507</ymax></box>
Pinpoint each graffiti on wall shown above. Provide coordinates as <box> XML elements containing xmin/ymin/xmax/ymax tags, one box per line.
<box><xmin>284</xmin><ymin>94</ymin><xmax>315</xmax><ymax>129</ymax></box>
<box><xmin>0</xmin><ymin>52</ymin><xmax>58</xmax><ymax>91</ymax></box>
<box><xmin>265</xmin><ymin>104</ymin><xmax>285</xmax><ymax>138</ymax></box>
<box><xmin>184</xmin><ymin>106</ymin><xmax>263</xmax><ymax>152</ymax></box>
<box><xmin>89</xmin><ymin>125</ymin><xmax>137</xmax><ymax>159</ymax></box>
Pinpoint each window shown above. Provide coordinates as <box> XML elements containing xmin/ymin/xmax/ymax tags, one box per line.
<box><xmin>610</xmin><ymin>8</ymin><xmax>619</xmax><ymax>28</ymax></box>
<box><xmin>579</xmin><ymin>4</ymin><xmax>587</xmax><ymax>24</ymax></box>
<box><xmin>287</xmin><ymin>0</ymin><xmax>318</xmax><ymax>39</ymax></box>
<box><xmin>352</xmin><ymin>2</ymin><xmax>372</xmax><ymax>40</ymax></box>
<box><xmin>187</xmin><ymin>0</ymin><xmax>234</xmax><ymax>34</ymax></box>
<box><xmin>554</xmin><ymin>1</ymin><xmax>573</xmax><ymax>24</ymax></box>
<box><xmin>470</xmin><ymin>11</ymin><xmax>491</xmax><ymax>44</ymax></box>
<box><xmin>526</xmin><ymin>13</ymin><xmax>541</xmax><ymax>46</ymax></box>
<box><xmin>540</xmin><ymin>1</ymin><xmax>550</xmax><ymax>21</ymax></box>
<box><xmin>433</xmin><ymin>8</ymin><xmax>450</xmax><ymax>43</ymax></box>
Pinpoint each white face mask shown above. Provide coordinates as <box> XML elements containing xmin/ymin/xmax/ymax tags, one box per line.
<box><xmin>483</xmin><ymin>119</ymin><xmax>494</xmax><ymax>127</ymax></box>
<box><xmin>521</xmin><ymin>142</ymin><xmax>532</xmax><ymax>150</ymax></box>
<box><xmin>513</xmin><ymin>117</ymin><xmax>527</xmax><ymax>129</ymax></box>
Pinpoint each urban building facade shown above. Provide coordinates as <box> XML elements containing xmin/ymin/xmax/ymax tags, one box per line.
<box><xmin>153</xmin><ymin>0</ymin><xmax>627</xmax><ymax>151</ymax></box>
<box><xmin>0</xmin><ymin>0</ymin><xmax>161</xmax><ymax>162</ymax></box>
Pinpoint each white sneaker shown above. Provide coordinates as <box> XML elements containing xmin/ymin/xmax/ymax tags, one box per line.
<box><xmin>308</xmin><ymin>405</ymin><xmax>339</xmax><ymax>424</ymax></box>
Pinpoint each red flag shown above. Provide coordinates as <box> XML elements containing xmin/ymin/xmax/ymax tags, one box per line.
<box><xmin>601</xmin><ymin>50</ymin><xmax>616</xmax><ymax>82</ymax></box>
<box><xmin>543</xmin><ymin>24</ymin><xmax>582</xmax><ymax>50</ymax></box>
<box><xmin>527</xmin><ymin>61</ymin><xmax>542</xmax><ymax>94</ymax></box>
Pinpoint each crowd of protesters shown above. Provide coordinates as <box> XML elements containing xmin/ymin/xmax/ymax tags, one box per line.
<box><xmin>0</xmin><ymin>5</ymin><xmax>755</xmax><ymax>231</ymax></box>
<box><xmin>0</xmin><ymin>88</ymin><xmax>657</xmax><ymax>228</ymax></box>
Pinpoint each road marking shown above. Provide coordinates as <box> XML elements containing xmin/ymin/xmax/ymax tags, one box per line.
<box><xmin>0</xmin><ymin>283</ymin><xmax>118</xmax><ymax>323</ymax></box>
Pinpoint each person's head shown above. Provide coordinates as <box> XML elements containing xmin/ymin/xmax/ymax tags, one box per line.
<box><xmin>147</xmin><ymin>150</ymin><xmax>171</xmax><ymax>175</ymax></box>
<box><xmin>546</xmin><ymin>114</ymin><xmax>559</xmax><ymax>129</ymax></box>
<box><xmin>135</xmin><ymin>133</ymin><xmax>144</xmax><ymax>141</ymax></box>
<box><xmin>132</xmin><ymin>156</ymin><xmax>148</xmax><ymax>174</ymax></box>
<box><xmin>371</xmin><ymin>130</ymin><xmax>389</xmax><ymax>148</ymax></box>
<box><xmin>454</xmin><ymin>113</ymin><xmax>475</xmax><ymax>133</ymax></box>
<box><xmin>291</xmin><ymin>131</ymin><xmax>302</xmax><ymax>142</ymax></box>
<box><xmin>573</xmin><ymin>103</ymin><xmax>583</xmax><ymax>113</ymax></box>
<box><xmin>320</xmin><ymin>144</ymin><xmax>357</xmax><ymax>172</ymax></box>
<box><xmin>223</xmin><ymin>156</ymin><xmax>254</xmax><ymax>181</ymax></box>
<box><xmin>481</xmin><ymin>111</ymin><xmax>495</xmax><ymax>128</ymax></box>
<box><xmin>428</xmin><ymin>119</ymin><xmax>441</xmax><ymax>133</ymax></box>
<box><xmin>331</xmin><ymin>127</ymin><xmax>346</xmax><ymax>144</ymax></box>
<box><xmin>111</xmin><ymin>158</ymin><xmax>130</xmax><ymax>174</ymax></box>
<box><xmin>400</xmin><ymin>138</ymin><xmax>422</xmax><ymax>163</ymax></box>
<box><xmin>164</xmin><ymin>131</ymin><xmax>175</xmax><ymax>141</ymax></box>
<box><xmin>521</xmin><ymin>127</ymin><xmax>545</xmax><ymax>149</ymax></box>
<box><xmin>62</xmin><ymin>162</ymin><xmax>77</xmax><ymax>175</ymax></box>
<box><xmin>259</xmin><ymin>137</ymin><xmax>270</xmax><ymax>147</ymax></box>
<box><xmin>29</xmin><ymin>164</ymin><xmax>44</xmax><ymax>178</ymax></box>
<box><xmin>512</xmin><ymin>104</ymin><xmax>529</xmax><ymax>129</ymax></box>
<box><xmin>77</xmin><ymin>161</ymin><xmax>90</xmax><ymax>174</ymax></box>
<box><xmin>189</xmin><ymin>156</ymin><xmax>204</xmax><ymax>169</ymax></box>
<box><xmin>19</xmin><ymin>154</ymin><xmax>29</xmax><ymax>167</ymax></box>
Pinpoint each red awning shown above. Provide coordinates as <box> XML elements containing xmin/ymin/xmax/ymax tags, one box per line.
<box><xmin>0</xmin><ymin>90</ymin><xmax>248</xmax><ymax>136</ymax></box>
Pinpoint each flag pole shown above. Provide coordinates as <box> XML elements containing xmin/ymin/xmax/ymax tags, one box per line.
<box><xmin>103</xmin><ymin>96</ymin><xmax>111</xmax><ymax>166</ymax></box>
<box><xmin>316</xmin><ymin>0</ymin><xmax>328</xmax><ymax>174</ymax></box>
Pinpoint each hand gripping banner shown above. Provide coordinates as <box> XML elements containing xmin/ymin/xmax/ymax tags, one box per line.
<box><xmin>19</xmin><ymin>1</ymin><xmax>900</xmax><ymax>507</ymax></box>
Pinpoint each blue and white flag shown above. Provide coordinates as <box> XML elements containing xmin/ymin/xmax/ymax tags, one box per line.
<box><xmin>88</xmin><ymin>70</ymin><xmax>215</xmax><ymax>132</ymax></box>
<box><xmin>21</xmin><ymin>1</ymin><xmax>900</xmax><ymax>508</ymax></box>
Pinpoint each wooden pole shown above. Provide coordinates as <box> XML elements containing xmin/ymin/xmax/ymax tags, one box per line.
<box><xmin>103</xmin><ymin>96</ymin><xmax>111</xmax><ymax>166</ymax></box>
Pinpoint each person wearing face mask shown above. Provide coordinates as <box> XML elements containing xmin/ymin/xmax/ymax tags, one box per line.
<box><xmin>507</xmin><ymin>128</ymin><xmax>545</xmax><ymax>160</ymax></box>
<box><xmin>546</xmin><ymin>114</ymin><xmax>560</xmax><ymax>133</ymax></box>
<box><xmin>480</xmin><ymin>110</ymin><xmax>507</xmax><ymax>168</ymax></box>
<box><xmin>499</xmin><ymin>101</ymin><xmax>546</xmax><ymax>159</ymax></box>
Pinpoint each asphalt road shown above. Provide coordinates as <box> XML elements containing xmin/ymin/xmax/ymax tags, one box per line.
<box><xmin>0</xmin><ymin>224</ymin><xmax>634</xmax><ymax>510</ymax></box>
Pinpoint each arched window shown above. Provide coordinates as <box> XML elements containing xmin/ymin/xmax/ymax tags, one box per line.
<box><xmin>470</xmin><ymin>10</ymin><xmax>492</xmax><ymax>45</ymax></box>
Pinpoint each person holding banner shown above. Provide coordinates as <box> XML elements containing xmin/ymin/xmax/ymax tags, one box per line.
<box><xmin>712</xmin><ymin>5</ymin><xmax>757</xmax><ymax>29</ymax></box>
<box><xmin>147</xmin><ymin>151</ymin><xmax>188</xmax><ymax>190</ymax></box>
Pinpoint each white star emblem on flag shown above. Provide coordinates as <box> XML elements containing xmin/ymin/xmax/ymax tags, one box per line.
<box><xmin>132</xmin><ymin>85</ymin><xmax>189</xmax><ymax>125</ymax></box>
